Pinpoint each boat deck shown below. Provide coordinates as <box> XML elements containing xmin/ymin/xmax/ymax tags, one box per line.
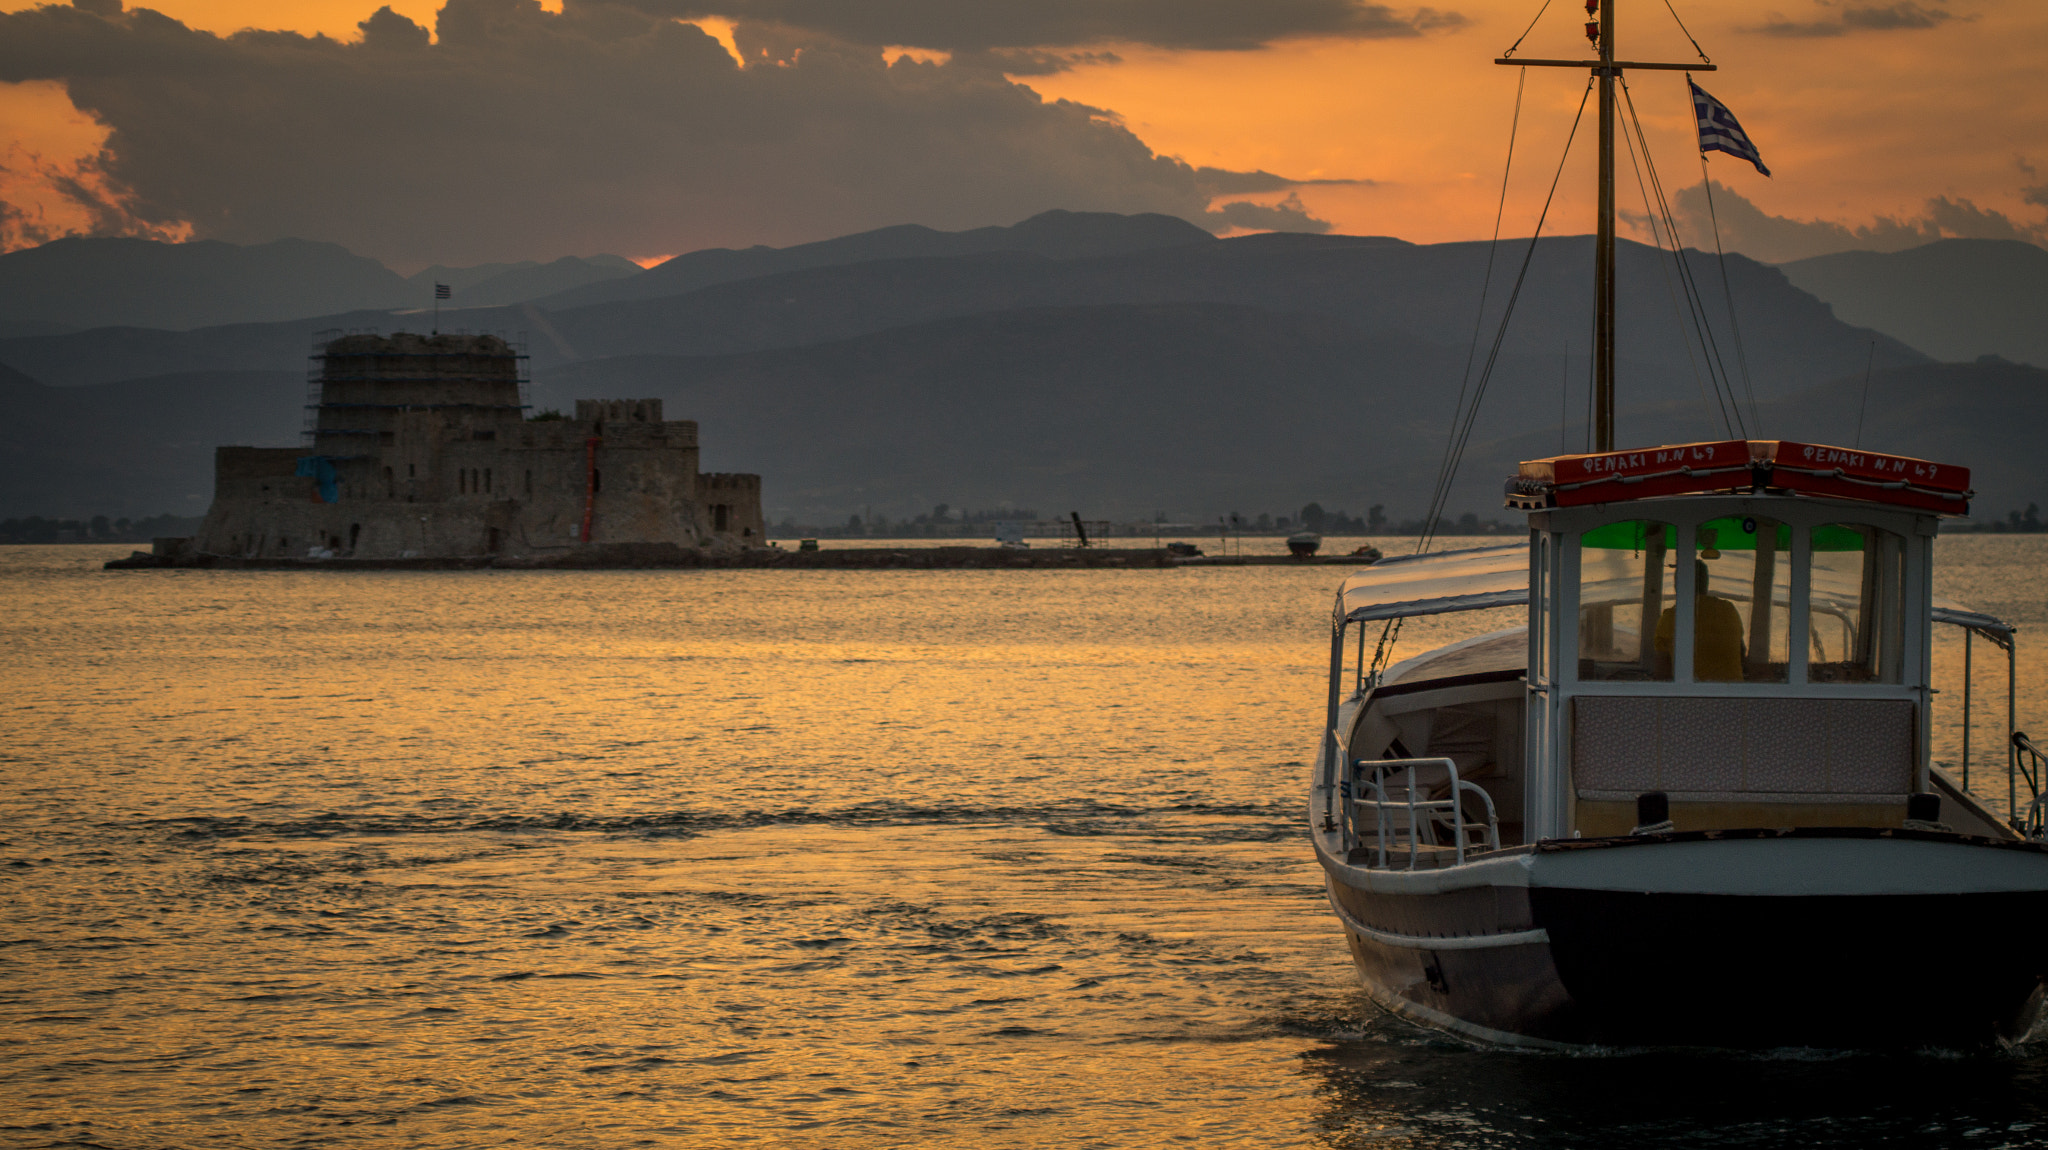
<box><xmin>1381</xmin><ymin>630</ymin><xmax>1526</xmax><ymax>692</ymax></box>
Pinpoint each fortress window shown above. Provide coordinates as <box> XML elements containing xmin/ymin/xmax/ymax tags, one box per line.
<box><xmin>524</xmin><ymin>470</ymin><xmax>533</xmax><ymax>496</ymax></box>
<box><xmin>714</xmin><ymin>504</ymin><xmax>730</xmax><ymax>532</ymax></box>
<box><xmin>485</xmin><ymin>468</ymin><xmax>492</xmax><ymax>493</ymax></box>
<box><xmin>408</xmin><ymin>463</ymin><xmax>416</xmax><ymax>478</ymax></box>
<box><xmin>474</xmin><ymin>430</ymin><xmax>496</xmax><ymax>441</ymax></box>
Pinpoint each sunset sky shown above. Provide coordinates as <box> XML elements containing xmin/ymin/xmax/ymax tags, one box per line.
<box><xmin>1</xmin><ymin>0</ymin><xmax>2042</xmax><ymax>268</ymax></box>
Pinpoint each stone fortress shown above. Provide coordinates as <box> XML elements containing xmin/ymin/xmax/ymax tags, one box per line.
<box><xmin>191</xmin><ymin>331</ymin><xmax>763</xmax><ymax>561</ymax></box>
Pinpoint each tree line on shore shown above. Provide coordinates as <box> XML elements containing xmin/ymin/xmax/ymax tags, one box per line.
<box><xmin>0</xmin><ymin>514</ymin><xmax>203</xmax><ymax>545</ymax></box>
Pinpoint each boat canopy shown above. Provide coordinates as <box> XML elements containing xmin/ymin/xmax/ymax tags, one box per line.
<box><xmin>1337</xmin><ymin>543</ymin><xmax>1528</xmax><ymax>623</ymax></box>
<box><xmin>1338</xmin><ymin>539</ymin><xmax>2014</xmax><ymax>639</ymax></box>
<box><xmin>1506</xmin><ymin>439</ymin><xmax>1972</xmax><ymax>515</ymax></box>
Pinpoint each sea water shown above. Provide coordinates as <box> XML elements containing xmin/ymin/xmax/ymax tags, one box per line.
<box><xmin>3</xmin><ymin>537</ymin><xmax>2047</xmax><ymax>1148</ymax></box>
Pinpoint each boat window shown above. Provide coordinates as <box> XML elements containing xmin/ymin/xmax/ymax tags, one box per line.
<box><xmin>1662</xmin><ymin>516</ymin><xmax>1790</xmax><ymax>683</ymax></box>
<box><xmin>1807</xmin><ymin>523</ymin><xmax>1905</xmax><ymax>684</ymax></box>
<box><xmin>1576</xmin><ymin>519</ymin><xmax>1674</xmax><ymax>681</ymax></box>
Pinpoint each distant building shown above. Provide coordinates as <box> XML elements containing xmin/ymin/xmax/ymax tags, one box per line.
<box><xmin>192</xmin><ymin>331</ymin><xmax>762</xmax><ymax>559</ymax></box>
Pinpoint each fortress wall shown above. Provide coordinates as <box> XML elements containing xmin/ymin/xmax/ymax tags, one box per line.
<box><xmin>699</xmin><ymin>473</ymin><xmax>767</xmax><ymax>540</ymax></box>
<box><xmin>198</xmin><ymin>502</ymin><xmax>508</xmax><ymax>560</ymax></box>
<box><xmin>191</xmin><ymin>337</ymin><xmax>762</xmax><ymax>559</ymax></box>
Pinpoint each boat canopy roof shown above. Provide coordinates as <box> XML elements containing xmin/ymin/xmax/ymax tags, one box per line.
<box><xmin>1338</xmin><ymin>539</ymin><xmax>2014</xmax><ymax>638</ymax></box>
<box><xmin>1337</xmin><ymin>543</ymin><xmax>1528</xmax><ymax>623</ymax></box>
<box><xmin>1506</xmin><ymin>439</ymin><xmax>1972</xmax><ymax>516</ymax></box>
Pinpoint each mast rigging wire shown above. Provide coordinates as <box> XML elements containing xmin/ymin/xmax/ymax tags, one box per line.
<box><xmin>1428</xmin><ymin>66</ymin><xmax>1527</xmax><ymax>547</ymax></box>
<box><xmin>1855</xmin><ymin>340</ymin><xmax>1876</xmax><ymax>448</ymax></box>
<box><xmin>1659</xmin><ymin>0</ymin><xmax>1712</xmax><ymax>63</ymax></box>
<box><xmin>1696</xmin><ymin>155</ymin><xmax>1763</xmax><ymax>434</ymax></box>
<box><xmin>1420</xmin><ymin>75</ymin><xmax>1589</xmax><ymax>554</ymax></box>
<box><xmin>1369</xmin><ymin>76</ymin><xmax>1595</xmax><ymax>685</ymax></box>
<box><xmin>1617</xmin><ymin>95</ymin><xmax>1737</xmax><ymax>438</ymax></box>
<box><xmin>1500</xmin><ymin>0</ymin><xmax>1557</xmax><ymax>58</ymax></box>
<box><xmin>1619</xmin><ymin>77</ymin><xmax>1754</xmax><ymax>437</ymax></box>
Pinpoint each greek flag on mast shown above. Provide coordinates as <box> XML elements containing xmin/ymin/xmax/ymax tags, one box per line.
<box><xmin>1689</xmin><ymin>78</ymin><xmax>1770</xmax><ymax>177</ymax></box>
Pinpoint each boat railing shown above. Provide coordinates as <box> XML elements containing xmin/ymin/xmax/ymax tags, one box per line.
<box><xmin>1346</xmin><ymin>755</ymin><xmax>1500</xmax><ymax>869</ymax></box>
<box><xmin>2014</xmin><ymin>731</ymin><xmax>2046</xmax><ymax>841</ymax></box>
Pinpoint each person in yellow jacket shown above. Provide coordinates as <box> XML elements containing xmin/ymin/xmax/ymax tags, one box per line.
<box><xmin>1655</xmin><ymin>559</ymin><xmax>1746</xmax><ymax>681</ymax></box>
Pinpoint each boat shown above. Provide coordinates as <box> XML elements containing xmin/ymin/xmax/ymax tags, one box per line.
<box><xmin>1309</xmin><ymin>2</ymin><xmax>2048</xmax><ymax>1049</ymax></box>
<box><xmin>1288</xmin><ymin>531</ymin><xmax>1323</xmax><ymax>557</ymax></box>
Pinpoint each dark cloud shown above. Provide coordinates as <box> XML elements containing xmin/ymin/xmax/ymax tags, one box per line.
<box><xmin>1206</xmin><ymin>192</ymin><xmax>1332</xmax><ymax>234</ymax></box>
<box><xmin>635</xmin><ymin>0</ymin><xmax>1464</xmax><ymax>53</ymax></box>
<box><xmin>1194</xmin><ymin>166</ymin><xmax>1366</xmax><ymax>197</ymax></box>
<box><xmin>946</xmin><ymin>48</ymin><xmax>1124</xmax><ymax>76</ymax></box>
<box><xmin>0</xmin><ymin>0</ymin><xmax>1347</xmax><ymax>264</ymax></box>
<box><xmin>2020</xmin><ymin>158</ymin><xmax>2048</xmax><ymax>210</ymax></box>
<box><xmin>1670</xmin><ymin>180</ymin><xmax>2044</xmax><ymax>262</ymax></box>
<box><xmin>1755</xmin><ymin>1</ymin><xmax>1960</xmax><ymax>37</ymax></box>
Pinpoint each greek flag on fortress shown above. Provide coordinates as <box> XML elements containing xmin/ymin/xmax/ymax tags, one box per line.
<box><xmin>1689</xmin><ymin>79</ymin><xmax>1770</xmax><ymax>177</ymax></box>
<box><xmin>434</xmin><ymin>283</ymin><xmax>452</xmax><ymax>299</ymax></box>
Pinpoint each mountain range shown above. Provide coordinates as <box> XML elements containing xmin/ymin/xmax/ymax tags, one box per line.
<box><xmin>0</xmin><ymin>237</ymin><xmax>639</xmax><ymax>336</ymax></box>
<box><xmin>0</xmin><ymin>213</ymin><xmax>2041</xmax><ymax>524</ymax></box>
<box><xmin>1778</xmin><ymin>239</ymin><xmax>2048</xmax><ymax>369</ymax></box>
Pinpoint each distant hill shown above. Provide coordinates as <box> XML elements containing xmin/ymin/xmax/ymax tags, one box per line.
<box><xmin>524</xmin><ymin>233</ymin><xmax>1921</xmax><ymax>404</ymax></box>
<box><xmin>5</xmin><ymin>301</ymin><xmax>2035</xmax><ymax>524</ymax></box>
<box><xmin>0</xmin><ymin>316</ymin><xmax>383</xmax><ymax>390</ymax></box>
<box><xmin>0</xmin><ymin>237</ymin><xmax>639</xmax><ymax>332</ymax></box>
<box><xmin>534</xmin><ymin>209</ymin><xmax>1219</xmax><ymax>309</ymax></box>
<box><xmin>1473</xmin><ymin>358</ymin><xmax>2048</xmax><ymax>521</ymax></box>
<box><xmin>13</xmin><ymin>213</ymin><xmax>2041</xmax><ymax>524</ymax></box>
<box><xmin>404</xmin><ymin>255</ymin><xmax>641</xmax><ymax>306</ymax></box>
<box><xmin>1777</xmin><ymin>239</ymin><xmax>2048</xmax><ymax>367</ymax></box>
<box><xmin>0</xmin><ymin>363</ymin><xmax>301</xmax><ymax>518</ymax></box>
<box><xmin>4</xmin><ymin>232</ymin><xmax>1917</xmax><ymax>394</ymax></box>
<box><xmin>0</xmin><ymin>237</ymin><xmax>410</xmax><ymax>332</ymax></box>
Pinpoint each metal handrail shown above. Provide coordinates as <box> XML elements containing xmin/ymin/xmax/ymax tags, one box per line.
<box><xmin>1346</xmin><ymin>755</ymin><xmax>1501</xmax><ymax>870</ymax></box>
<box><xmin>1944</xmin><ymin>616</ymin><xmax>2018</xmax><ymax>826</ymax></box>
<box><xmin>2014</xmin><ymin>732</ymin><xmax>2046</xmax><ymax>841</ymax></box>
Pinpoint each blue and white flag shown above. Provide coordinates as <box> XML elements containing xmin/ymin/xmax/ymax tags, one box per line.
<box><xmin>434</xmin><ymin>283</ymin><xmax>452</xmax><ymax>299</ymax></box>
<box><xmin>1689</xmin><ymin>79</ymin><xmax>1769</xmax><ymax>176</ymax></box>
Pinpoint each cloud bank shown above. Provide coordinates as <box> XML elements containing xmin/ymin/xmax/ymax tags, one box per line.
<box><xmin>0</xmin><ymin>0</ymin><xmax>1391</xmax><ymax>264</ymax></box>
<box><xmin>641</xmin><ymin>0</ymin><xmax>1463</xmax><ymax>53</ymax></box>
<box><xmin>1669</xmin><ymin>180</ymin><xmax>2046</xmax><ymax>263</ymax></box>
<box><xmin>1755</xmin><ymin>0</ymin><xmax>1964</xmax><ymax>37</ymax></box>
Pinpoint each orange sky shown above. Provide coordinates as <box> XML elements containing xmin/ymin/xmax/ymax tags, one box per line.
<box><xmin>3</xmin><ymin>0</ymin><xmax>2043</xmax><ymax>258</ymax></box>
<box><xmin>1026</xmin><ymin>0</ymin><xmax>2048</xmax><ymax>248</ymax></box>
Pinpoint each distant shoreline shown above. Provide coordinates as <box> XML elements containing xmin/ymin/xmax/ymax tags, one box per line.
<box><xmin>100</xmin><ymin>543</ymin><xmax>1387</xmax><ymax>571</ymax></box>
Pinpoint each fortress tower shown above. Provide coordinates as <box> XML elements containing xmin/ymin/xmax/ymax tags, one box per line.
<box><xmin>192</xmin><ymin>331</ymin><xmax>763</xmax><ymax>560</ymax></box>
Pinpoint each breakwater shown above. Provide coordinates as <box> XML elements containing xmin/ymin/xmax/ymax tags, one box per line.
<box><xmin>105</xmin><ymin>542</ymin><xmax>1378</xmax><ymax>571</ymax></box>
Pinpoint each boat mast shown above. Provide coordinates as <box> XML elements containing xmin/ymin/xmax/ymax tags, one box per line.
<box><xmin>1594</xmin><ymin>0</ymin><xmax>1616</xmax><ymax>452</ymax></box>
<box><xmin>1496</xmin><ymin>2</ymin><xmax>1712</xmax><ymax>454</ymax></box>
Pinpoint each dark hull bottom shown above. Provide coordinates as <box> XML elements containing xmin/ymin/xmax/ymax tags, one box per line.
<box><xmin>1343</xmin><ymin>888</ymin><xmax>2048</xmax><ymax>1049</ymax></box>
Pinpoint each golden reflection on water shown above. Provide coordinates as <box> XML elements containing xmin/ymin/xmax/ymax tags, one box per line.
<box><xmin>1</xmin><ymin>537</ymin><xmax>2045</xmax><ymax>1148</ymax></box>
